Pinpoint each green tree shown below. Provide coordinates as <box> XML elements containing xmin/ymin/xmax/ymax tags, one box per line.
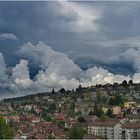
<box><xmin>48</xmin><ymin>134</ymin><xmax>55</xmax><ymax>139</ymax></box>
<box><xmin>47</xmin><ymin>102</ymin><xmax>56</xmax><ymax>113</ymax></box>
<box><xmin>51</xmin><ymin>89</ymin><xmax>55</xmax><ymax>94</ymax></box>
<box><xmin>0</xmin><ymin>117</ymin><xmax>14</xmax><ymax>139</ymax></box>
<box><xmin>57</xmin><ymin>121</ymin><xmax>65</xmax><ymax>129</ymax></box>
<box><xmin>70</xmin><ymin>101</ymin><xmax>75</xmax><ymax>110</ymax></box>
<box><xmin>93</xmin><ymin>102</ymin><xmax>103</xmax><ymax>117</ymax></box>
<box><xmin>43</xmin><ymin>115</ymin><xmax>52</xmax><ymax>122</ymax></box>
<box><xmin>121</xmin><ymin>80</ymin><xmax>127</xmax><ymax>87</ymax></box>
<box><xmin>129</xmin><ymin>80</ymin><xmax>133</xmax><ymax>85</ymax></box>
<box><xmin>77</xmin><ymin>116</ymin><xmax>86</xmax><ymax>123</ymax></box>
<box><xmin>68</xmin><ymin>125</ymin><xmax>86</xmax><ymax>139</ymax></box>
<box><xmin>108</xmin><ymin>96</ymin><xmax>115</xmax><ymax>105</ymax></box>
<box><xmin>108</xmin><ymin>95</ymin><xmax>125</xmax><ymax>107</ymax></box>
<box><xmin>106</xmin><ymin>109</ymin><xmax>113</xmax><ymax>118</ymax></box>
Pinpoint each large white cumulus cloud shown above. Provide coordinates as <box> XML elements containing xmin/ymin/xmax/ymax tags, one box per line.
<box><xmin>1</xmin><ymin>41</ymin><xmax>140</xmax><ymax>96</ymax></box>
<box><xmin>17</xmin><ymin>41</ymin><xmax>133</xmax><ymax>91</ymax></box>
<box><xmin>83</xmin><ymin>66</ymin><xmax>131</xmax><ymax>86</ymax></box>
<box><xmin>19</xmin><ymin>41</ymin><xmax>83</xmax><ymax>90</ymax></box>
<box><xmin>10</xmin><ymin>59</ymin><xmax>33</xmax><ymax>92</ymax></box>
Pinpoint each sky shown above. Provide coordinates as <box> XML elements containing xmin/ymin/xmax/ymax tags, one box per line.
<box><xmin>1</xmin><ymin>1</ymin><xmax>140</xmax><ymax>98</ymax></box>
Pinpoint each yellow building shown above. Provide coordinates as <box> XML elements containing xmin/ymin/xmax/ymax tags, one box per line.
<box><xmin>124</xmin><ymin>102</ymin><xmax>129</xmax><ymax>109</ymax></box>
<box><xmin>124</xmin><ymin>102</ymin><xmax>136</xmax><ymax>109</ymax></box>
<box><xmin>102</xmin><ymin>106</ymin><xmax>121</xmax><ymax>115</ymax></box>
<box><xmin>112</xmin><ymin>106</ymin><xmax>121</xmax><ymax>115</ymax></box>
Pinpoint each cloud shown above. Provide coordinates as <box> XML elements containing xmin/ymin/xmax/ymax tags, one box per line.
<box><xmin>10</xmin><ymin>59</ymin><xmax>33</xmax><ymax>93</ymax></box>
<box><xmin>0</xmin><ymin>2</ymin><xmax>140</xmax><ymax>76</ymax></box>
<box><xmin>47</xmin><ymin>1</ymin><xmax>101</xmax><ymax>33</ymax></box>
<box><xmin>0</xmin><ymin>33</ymin><xmax>18</xmax><ymax>40</ymax></box>
<box><xmin>91</xmin><ymin>36</ymin><xmax>140</xmax><ymax>48</ymax></box>
<box><xmin>0</xmin><ymin>52</ymin><xmax>9</xmax><ymax>88</ymax></box>
<box><xmin>18</xmin><ymin>41</ymin><xmax>133</xmax><ymax>91</ymax></box>
<box><xmin>0</xmin><ymin>41</ymin><xmax>140</xmax><ymax>97</ymax></box>
<box><xmin>103</xmin><ymin>47</ymin><xmax>140</xmax><ymax>73</ymax></box>
<box><xmin>18</xmin><ymin>41</ymin><xmax>83</xmax><ymax>90</ymax></box>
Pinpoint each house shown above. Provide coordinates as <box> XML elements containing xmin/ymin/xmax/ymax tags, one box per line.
<box><xmin>121</xmin><ymin>122</ymin><xmax>140</xmax><ymax>139</ymax></box>
<box><xmin>75</xmin><ymin>102</ymin><xmax>93</xmax><ymax>116</ymax></box>
<box><xmin>124</xmin><ymin>102</ymin><xmax>136</xmax><ymax>109</ymax></box>
<box><xmin>0</xmin><ymin>105</ymin><xmax>9</xmax><ymax>115</ymax></box>
<box><xmin>29</xmin><ymin>114</ymin><xmax>41</xmax><ymax>123</ymax></box>
<box><xmin>3</xmin><ymin>115</ymin><xmax>19</xmax><ymax>124</ymax></box>
<box><xmin>18</xmin><ymin>126</ymin><xmax>32</xmax><ymax>139</ymax></box>
<box><xmin>19</xmin><ymin>114</ymin><xmax>40</xmax><ymax>124</ymax></box>
<box><xmin>24</xmin><ymin>105</ymin><xmax>33</xmax><ymax>111</ymax></box>
<box><xmin>112</xmin><ymin>106</ymin><xmax>121</xmax><ymax>115</ymax></box>
<box><xmin>102</xmin><ymin>105</ymin><xmax>121</xmax><ymax>115</ymax></box>
<box><xmin>102</xmin><ymin>106</ymin><xmax>108</xmax><ymax>114</ymax></box>
<box><xmin>65</xmin><ymin>118</ymin><xmax>77</xmax><ymax>128</ymax></box>
<box><xmin>56</xmin><ymin>112</ymin><xmax>65</xmax><ymax>120</ymax></box>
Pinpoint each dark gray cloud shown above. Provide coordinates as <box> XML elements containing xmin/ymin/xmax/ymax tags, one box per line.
<box><xmin>0</xmin><ymin>1</ymin><xmax>140</xmax><ymax>97</ymax></box>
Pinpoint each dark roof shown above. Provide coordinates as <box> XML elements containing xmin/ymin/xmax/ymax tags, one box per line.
<box><xmin>122</xmin><ymin>122</ymin><xmax>140</xmax><ymax>129</ymax></box>
<box><xmin>125</xmin><ymin>114</ymin><xmax>140</xmax><ymax>119</ymax></box>
<box><xmin>91</xmin><ymin>119</ymin><xmax>121</xmax><ymax>127</ymax></box>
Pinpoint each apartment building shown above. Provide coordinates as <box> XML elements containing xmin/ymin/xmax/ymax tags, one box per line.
<box><xmin>87</xmin><ymin>119</ymin><xmax>124</xmax><ymax>139</ymax></box>
<box><xmin>121</xmin><ymin>122</ymin><xmax>140</xmax><ymax>139</ymax></box>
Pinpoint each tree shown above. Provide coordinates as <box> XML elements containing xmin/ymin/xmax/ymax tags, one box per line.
<box><xmin>0</xmin><ymin>117</ymin><xmax>14</xmax><ymax>139</ymax></box>
<box><xmin>70</xmin><ymin>101</ymin><xmax>75</xmax><ymax>110</ymax></box>
<box><xmin>47</xmin><ymin>102</ymin><xmax>56</xmax><ymax>113</ymax></box>
<box><xmin>43</xmin><ymin>115</ymin><xmax>52</xmax><ymax>122</ymax></box>
<box><xmin>57</xmin><ymin>121</ymin><xmax>65</xmax><ymax>129</ymax></box>
<box><xmin>93</xmin><ymin>102</ymin><xmax>103</xmax><ymax>117</ymax></box>
<box><xmin>122</xmin><ymin>80</ymin><xmax>127</xmax><ymax>87</ymax></box>
<box><xmin>77</xmin><ymin>116</ymin><xmax>86</xmax><ymax>123</ymax></box>
<box><xmin>89</xmin><ymin>111</ymin><xmax>94</xmax><ymax>115</ymax></box>
<box><xmin>68</xmin><ymin>125</ymin><xmax>86</xmax><ymax>139</ymax></box>
<box><xmin>76</xmin><ymin>85</ymin><xmax>82</xmax><ymax>93</ymax></box>
<box><xmin>51</xmin><ymin>89</ymin><xmax>55</xmax><ymax>94</ymax></box>
<box><xmin>48</xmin><ymin>134</ymin><xmax>55</xmax><ymax>139</ymax></box>
<box><xmin>108</xmin><ymin>95</ymin><xmax>125</xmax><ymax>107</ymax></box>
<box><xmin>106</xmin><ymin>109</ymin><xmax>113</xmax><ymax>118</ymax></box>
<box><xmin>108</xmin><ymin>96</ymin><xmax>115</xmax><ymax>105</ymax></box>
<box><xmin>59</xmin><ymin>88</ymin><xmax>66</xmax><ymax>93</ymax></box>
<box><xmin>129</xmin><ymin>80</ymin><xmax>133</xmax><ymax>85</ymax></box>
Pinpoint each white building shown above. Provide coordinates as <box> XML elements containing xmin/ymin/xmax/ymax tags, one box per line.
<box><xmin>121</xmin><ymin>122</ymin><xmax>140</xmax><ymax>139</ymax></box>
<box><xmin>87</xmin><ymin>119</ymin><xmax>124</xmax><ymax>139</ymax></box>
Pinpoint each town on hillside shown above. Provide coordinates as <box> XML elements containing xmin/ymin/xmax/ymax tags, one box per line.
<box><xmin>0</xmin><ymin>80</ymin><xmax>140</xmax><ymax>139</ymax></box>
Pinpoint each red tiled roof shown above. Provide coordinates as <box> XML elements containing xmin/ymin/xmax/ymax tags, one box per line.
<box><xmin>57</xmin><ymin>113</ymin><xmax>65</xmax><ymax>120</ymax></box>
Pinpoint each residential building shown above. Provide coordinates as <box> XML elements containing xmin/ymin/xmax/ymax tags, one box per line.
<box><xmin>87</xmin><ymin>119</ymin><xmax>124</xmax><ymax>139</ymax></box>
<box><xmin>124</xmin><ymin>102</ymin><xmax>136</xmax><ymax>109</ymax></box>
<box><xmin>121</xmin><ymin>122</ymin><xmax>140</xmax><ymax>139</ymax></box>
<box><xmin>112</xmin><ymin>106</ymin><xmax>121</xmax><ymax>115</ymax></box>
<box><xmin>125</xmin><ymin>114</ymin><xmax>140</xmax><ymax>122</ymax></box>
